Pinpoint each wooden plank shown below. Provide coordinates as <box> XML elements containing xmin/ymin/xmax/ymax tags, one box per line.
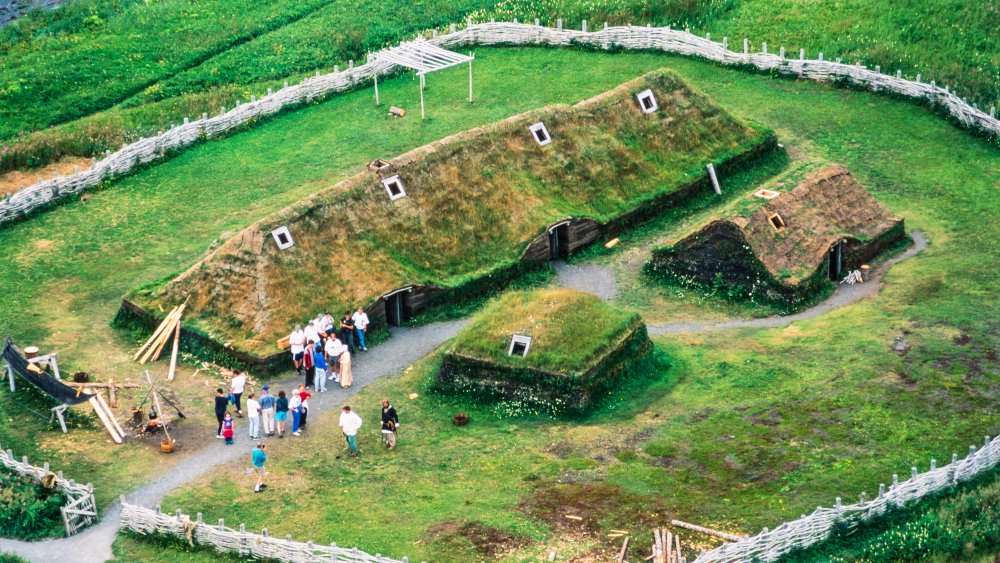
<box><xmin>133</xmin><ymin>305</ymin><xmax>179</xmax><ymax>360</ymax></box>
<box><xmin>674</xmin><ymin>532</ymin><xmax>682</xmax><ymax>563</ymax></box>
<box><xmin>141</xmin><ymin>302</ymin><xmax>185</xmax><ymax>364</ymax></box>
<box><xmin>615</xmin><ymin>536</ymin><xmax>629</xmax><ymax>563</ymax></box>
<box><xmin>275</xmin><ymin>335</ymin><xmax>290</xmax><ymax>350</ymax></box>
<box><xmin>98</xmin><ymin>392</ymin><xmax>125</xmax><ymax>438</ymax></box>
<box><xmin>670</xmin><ymin>519</ymin><xmax>746</xmax><ymax>542</ymax></box>
<box><xmin>88</xmin><ymin>396</ymin><xmax>123</xmax><ymax>444</ymax></box>
<box><xmin>166</xmin><ymin>320</ymin><xmax>181</xmax><ymax>381</ymax></box>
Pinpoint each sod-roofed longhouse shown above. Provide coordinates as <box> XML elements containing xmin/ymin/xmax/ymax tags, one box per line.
<box><xmin>648</xmin><ymin>165</ymin><xmax>905</xmax><ymax>304</ymax></box>
<box><xmin>438</xmin><ymin>288</ymin><xmax>652</xmax><ymax>414</ymax></box>
<box><xmin>122</xmin><ymin>69</ymin><xmax>774</xmax><ymax>366</ymax></box>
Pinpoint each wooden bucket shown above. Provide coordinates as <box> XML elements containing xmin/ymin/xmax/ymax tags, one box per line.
<box><xmin>452</xmin><ymin>413</ymin><xmax>469</xmax><ymax>426</ymax></box>
<box><xmin>23</xmin><ymin>346</ymin><xmax>39</xmax><ymax>359</ymax></box>
<box><xmin>160</xmin><ymin>439</ymin><xmax>175</xmax><ymax>453</ymax></box>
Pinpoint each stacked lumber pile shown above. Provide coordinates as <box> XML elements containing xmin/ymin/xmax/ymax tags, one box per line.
<box><xmin>133</xmin><ymin>299</ymin><xmax>187</xmax><ymax>381</ymax></box>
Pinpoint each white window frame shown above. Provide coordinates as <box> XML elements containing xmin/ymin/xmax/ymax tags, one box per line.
<box><xmin>508</xmin><ymin>334</ymin><xmax>533</xmax><ymax>357</ymax></box>
<box><xmin>270</xmin><ymin>226</ymin><xmax>295</xmax><ymax>250</ymax></box>
<box><xmin>528</xmin><ymin>122</ymin><xmax>552</xmax><ymax>146</ymax></box>
<box><xmin>636</xmin><ymin>88</ymin><xmax>659</xmax><ymax>113</ymax></box>
<box><xmin>753</xmin><ymin>188</ymin><xmax>781</xmax><ymax>200</ymax></box>
<box><xmin>381</xmin><ymin>175</ymin><xmax>407</xmax><ymax>201</ymax></box>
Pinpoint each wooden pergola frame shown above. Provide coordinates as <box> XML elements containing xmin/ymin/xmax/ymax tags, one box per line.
<box><xmin>370</xmin><ymin>39</ymin><xmax>474</xmax><ymax>118</ymax></box>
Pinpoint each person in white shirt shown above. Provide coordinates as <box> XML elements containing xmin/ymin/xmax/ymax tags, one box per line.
<box><xmin>288</xmin><ymin>325</ymin><xmax>306</xmax><ymax>374</ymax></box>
<box><xmin>230</xmin><ymin>371</ymin><xmax>247</xmax><ymax>417</ymax></box>
<box><xmin>338</xmin><ymin>406</ymin><xmax>362</xmax><ymax>456</ymax></box>
<box><xmin>321</xmin><ymin>312</ymin><xmax>335</xmax><ymax>338</ymax></box>
<box><xmin>303</xmin><ymin>321</ymin><xmax>321</xmax><ymax>348</ymax></box>
<box><xmin>325</xmin><ymin>336</ymin><xmax>343</xmax><ymax>382</ymax></box>
<box><xmin>245</xmin><ymin>393</ymin><xmax>261</xmax><ymax>439</ymax></box>
<box><xmin>352</xmin><ymin>307</ymin><xmax>370</xmax><ymax>351</ymax></box>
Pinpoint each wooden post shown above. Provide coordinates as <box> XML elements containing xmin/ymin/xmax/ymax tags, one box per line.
<box><xmin>707</xmin><ymin>163</ymin><xmax>721</xmax><ymax>194</ymax></box>
<box><xmin>419</xmin><ymin>74</ymin><xmax>425</xmax><ymax>119</ymax></box>
<box><xmin>374</xmin><ymin>73</ymin><xmax>380</xmax><ymax>106</ymax></box>
<box><xmin>468</xmin><ymin>53</ymin><xmax>473</xmax><ymax>103</ymax></box>
<box><xmin>166</xmin><ymin>320</ymin><xmax>181</xmax><ymax>382</ymax></box>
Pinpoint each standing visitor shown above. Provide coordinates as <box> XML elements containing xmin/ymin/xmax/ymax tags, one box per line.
<box><xmin>259</xmin><ymin>386</ymin><xmax>276</xmax><ymax>437</ymax></box>
<box><xmin>245</xmin><ymin>392</ymin><xmax>261</xmax><ymax>440</ymax></box>
<box><xmin>340</xmin><ymin>311</ymin><xmax>355</xmax><ymax>353</ymax></box>
<box><xmin>322</xmin><ymin>312</ymin><xmax>336</xmax><ymax>338</ymax></box>
<box><xmin>289</xmin><ymin>325</ymin><xmax>306</xmax><ymax>374</ymax></box>
<box><xmin>326</xmin><ymin>334</ymin><xmax>343</xmax><ymax>383</ymax></box>
<box><xmin>290</xmin><ymin>390</ymin><xmax>303</xmax><ymax>436</ymax></box>
<box><xmin>252</xmin><ymin>443</ymin><xmax>267</xmax><ymax>493</ymax></box>
<box><xmin>339</xmin><ymin>406</ymin><xmax>362</xmax><ymax>456</ymax></box>
<box><xmin>304</xmin><ymin>321</ymin><xmax>321</xmax><ymax>347</ymax></box>
<box><xmin>302</xmin><ymin>340</ymin><xmax>316</xmax><ymax>389</ymax></box>
<box><xmin>297</xmin><ymin>385</ymin><xmax>312</xmax><ymax>429</ymax></box>
<box><xmin>222</xmin><ymin>412</ymin><xmax>235</xmax><ymax>445</ymax></box>
<box><xmin>275</xmin><ymin>390</ymin><xmax>289</xmax><ymax>438</ymax></box>
<box><xmin>230</xmin><ymin>370</ymin><xmax>247</xmax><ymax>417</ymax></box>
<box><xmin>214</xmin><ymin>388</ymin><xmax>228</xmax><ymax>438</ymax></box>
<box><xmin>313</xmin><ymin>340</ymin><xmax>328</xmax><ymax>392</ymax></box>
<box><xmin>352</xmin><ymin>307</ymin><xmax>370</xmax><ymax>352</ymax></box>
<box><xmin>381</xmin><ymin>398</ymin><xmax>399</xmax><ymax>450</ymax></box>
<box><xmin>339</xmin><ymin>348</ymin><xmax>353</xmax><ymax>388</ymax></box>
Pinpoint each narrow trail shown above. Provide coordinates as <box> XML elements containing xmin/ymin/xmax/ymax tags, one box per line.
<box><xmin>0</xmin><ymin>233</ymin><xmax>926</xmax><ymax>562</ymax></box>
<box><xmin>0</xmin><ymin>320</ymin><xmax>468</xmax><ymax>562</ymax></box>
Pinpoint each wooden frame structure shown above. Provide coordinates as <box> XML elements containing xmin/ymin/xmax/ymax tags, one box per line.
<box><xmin>370</xmin><ymin>39</ymin><xmax>473</xmax><ymax>118</ymax></box>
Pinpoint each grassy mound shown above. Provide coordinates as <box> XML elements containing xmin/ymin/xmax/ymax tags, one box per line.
<box><xmin>126</xmin><ymin>69</ymin><xmax>772</xmax><ymax>361</ymax></box>
<box><xmin>438</xmin><ymin>288</ymin><xmax>652</xmax><ymax>414</ymax></box>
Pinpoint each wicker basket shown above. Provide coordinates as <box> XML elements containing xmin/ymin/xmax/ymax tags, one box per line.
<box><xmin>160</xmin><ymin>439</ymin><xmax>175</xmax><ymax>453</ymax></box>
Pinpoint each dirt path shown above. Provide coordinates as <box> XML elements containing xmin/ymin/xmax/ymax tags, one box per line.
<box><xmin>0</xmin><ymin>234</ymin><xmax>926</xmax><ymax>562</ymax></box>
<box><xmin>0</xmin><ymin>319</ymin><xmax>468</xmax><ymax>562</ymax></box>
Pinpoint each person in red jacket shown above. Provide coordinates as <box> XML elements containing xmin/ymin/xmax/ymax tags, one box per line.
<box><xmin>302</xmin><ymin>341</ymin><xmax>316</xmax><ymax>389</ymax></box>
<box><xmin>297</xmin><ymin>384</ymin><xmax>312</xmax><ymax>430</ymax></box>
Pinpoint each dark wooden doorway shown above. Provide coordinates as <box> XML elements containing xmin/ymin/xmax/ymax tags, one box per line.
<box><xmin>828</xmin><ymin>241</ymin><xmax>844</xmax><ymax>280</ymax></box>
<box><xmin>384</xmin><ymin>291</ymin><xmax>409</xmax><ymax>327</ymax></box>
<box><xmin>548</xmin><ymin>223</ymin><xmax>569</xmax><ymax>260</ymax></box>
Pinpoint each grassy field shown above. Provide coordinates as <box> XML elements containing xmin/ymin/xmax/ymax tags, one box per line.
<box><xmin>0</xmin><ymin>41</ymin><xmax>996</xmax><ymax>560</ymax></box>
<box><xmin>2</xmin><ymin>0</ymin><xmax>997</xmax><ymax>176</ymax></box>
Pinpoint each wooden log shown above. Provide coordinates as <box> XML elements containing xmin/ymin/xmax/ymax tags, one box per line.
<box><xmin>670</xmin><ymin>519</ymin><xmax>746</xmax><ymax>542</ymax></box>
<box><xmin>64</xmin><ymin>381</ymin><xmax>142</xmax><ymax>389</ymax></box>
<box><xmin>89</xmin><ymin>394</ymin><xmax>123</xmax><ymax>444</ymax></box>
<box><xmin>166</xmin><ymin>320</ymin><xmax>181</xmax><ymax>381</ymax></box>
<box><xmin>133</xmin><ymin>305</ymin><xmax>179</xmax><ymax>360</ymax></box>
<box><xmin>674</xmin><ymin>532</ymin><xmax>681</xmax><ymax>562</ymax></box>
<box><xmin>141</xmin><ymin>302</ymin><xmax>186</xmax><ymax>364</ymax></box>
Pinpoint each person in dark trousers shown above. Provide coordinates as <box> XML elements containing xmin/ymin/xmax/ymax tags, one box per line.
<box><xmin>339</xmin><ymin>311</ymin><xmax>355</xmax><ymax>353</ymax></box>
<box><xmin>302</xmin><ymin>341</ymin><xmax>316</xmax><ymax>389</ymax></box>
<box><xmin>275</xmin><ymin>390</ymin><xmax>289</xmax><ymax>438</ymax></box>
<box><xmin>381</xmin><ymin>398</ymin><xmax>399</xmax><ymax>450</ymax></box>
<box><xmin>214</xmin><ymin>388</ymin><xmax>229</xmax><ymax>438</ymax></box>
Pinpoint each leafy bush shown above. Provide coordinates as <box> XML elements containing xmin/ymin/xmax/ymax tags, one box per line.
<box><xmin>0</xmin><ymin>466</ymin><xmax>68</xmax><ymax>540</ymax></box>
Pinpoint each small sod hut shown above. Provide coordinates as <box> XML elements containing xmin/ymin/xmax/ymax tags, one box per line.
<box><xmin>438</xmin><ymin>288</ymin><xmax>652</xmax><ymax>414</ymax></box>
<box><xmin>648</xmin><ymin>165</ymin><xmax>905</xmax><ymax>304</ymax></box>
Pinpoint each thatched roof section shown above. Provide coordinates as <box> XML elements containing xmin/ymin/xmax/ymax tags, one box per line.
<box><xmin>739</xmin><ymin>165</ymin><xmax>901</xmax><ymax>283</ymax></box>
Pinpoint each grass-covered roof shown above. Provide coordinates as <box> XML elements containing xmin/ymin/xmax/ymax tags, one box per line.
<box><xmin>446</xmin><ymin>288</ymin><xmax>642</xmax><ymax>376</ymax></box>
<box><xmin>130</xmin><ymin>69</ymin><xmax>769</xmax><ymax>354</ymax></box>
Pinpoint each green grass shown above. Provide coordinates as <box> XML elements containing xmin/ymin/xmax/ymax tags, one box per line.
<box><xmin>448</xmin><ymin>288</ymin><xmax>639</xmax><ymax>374</ymax></box>
<box><xmin>0</xmin><ymin>44</ymin><xmax>996</xmax><ymax>560</ymax></box>
<box><xmin>4</xmin><ymin>0</ymin><xmax>998</xmax><ymax>176</ymax></box>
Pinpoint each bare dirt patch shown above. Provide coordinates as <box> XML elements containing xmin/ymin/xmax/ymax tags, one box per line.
<box><xmin>425</xmin><ymin>521</ymin><xmax>529</xmax><ymax>559</ymax></box>
<box><xmin>0</xmin><ymin>156</ymin><xmax>92</xmax><ymax>195</ymax></box>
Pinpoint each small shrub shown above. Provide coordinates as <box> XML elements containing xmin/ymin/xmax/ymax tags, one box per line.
<box><xmin>0</xmin><ymin>467</ymin><xmax>68</xmax><ymax>540</ymax></box>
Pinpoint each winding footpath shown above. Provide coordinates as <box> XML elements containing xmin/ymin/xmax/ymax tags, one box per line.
<box><xmin>0</xmin><ymin>232</ymin><xmax>925</xmax><ymax>562</ymax></box>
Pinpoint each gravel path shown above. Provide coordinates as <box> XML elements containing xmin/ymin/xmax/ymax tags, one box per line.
<box><xmin>0</xmin><ymin>234</ymin><xmax>925</xmax><ymax>562</ymax></box>
<box><xmin>553</xmin><ymin>261</ymin><xmax>619</xmax><ymax>301</ymax></box>
<box><xmin>0</xmin><ymin>319</ymin><xmax>468</xmax><ymax>562</ymax></box>
<box><xmin>648</xmin><ymin>231</ymin><xmax>928</xmax><ymax>335</ymax></box>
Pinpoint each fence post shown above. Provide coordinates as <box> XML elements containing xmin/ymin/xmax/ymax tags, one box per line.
<box><xmin>835</xmin><ymin>497</ymin><xmax>842</xmax><ymax>519</ymax></box>
<box><xmin>218</xmin><ymin>518</ymin><xmax>225</xmax><ymax>531</ymax></box>
<box><xmin>799</xmin><ymin>48</ymin><xmax>805</xmax><ymax>60</ymax></box>
<box><xmin>706</xmin><ymin>163</ymin><xmax>721</xmax><ymax>194</ymax></box>
<box><xmin>240</xmin><ymin>524</ymin><xmax>247</xmax><ymax>555</ymax></box>
<box><xmin>582</xmin><ymin>20</ymin><xmax>587</xmax><ymax>32</ymax></box>
<box><xmin>197</xmin><ymin>512</ymin><xmax>203</xmax><ymax>525</ymax></box>
<box><xmin>761</xmin><ymin>42</ymin><xmax>767</xmax><ymax>55</ymax></box>
<box><xmin>743</xmin><ymin>37</ymin><xmax>748</xmax><ymax>54</ymax></box>
<box><xmin>930</xmin><ymin>458</ymin><xmax>937</xmax><ymax>471</ymax></box>
<box><xmin>990</xmin><ymin>107</ymin><xmax>996</xmax><ymax>118</ymax></box>
<box><xmin>912</xmin><ymin>466</ymin><xmax>918</xmax><ymax>479</ymax></box>
<box><xmin>450</xmin><ymin>23</ymin><xmax>455</xmax><ymax>33</ymax></box>
<box><xmin>722</xmin><ymin>37</ymin><xmax>728</xmax><ymax>51</ymax></box>
<box><xmin>557</xmin><ymin>18</ymin><xmax>562</xmax><ymax>31</ymax></box>
<box><xmin>779</xmin><ymin>46</ymin><xmax>785</xmax><ymax>59</ymax></box>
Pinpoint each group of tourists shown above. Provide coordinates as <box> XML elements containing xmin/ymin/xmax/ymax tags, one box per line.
<box><xmin>217</xmin><ymin>383</ymin><xmax>314</xmax><ymax>439</ymax></box>
<box><xmin>287</xmin><ymin>308</ymin><xmax>371</xmax><ymax>391</ymax></box>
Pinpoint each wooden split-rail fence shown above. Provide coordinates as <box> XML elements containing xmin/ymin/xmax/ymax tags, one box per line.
<box><xmin>119</xmin><ymin>501</ymin><xmax>417</xmax><ymax>563</ymax></box>
<box><xmin>2</xmin><ymin>19</ymin><xmax>997</xmax><ymax>227</ymax></box>
<box><xmin>0</xmin><ymin>443</ymin><xmax>98</xmax><ymax>536</ymax></box>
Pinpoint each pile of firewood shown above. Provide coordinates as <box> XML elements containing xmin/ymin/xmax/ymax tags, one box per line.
<box><xmin>133</xmin><ymin>298</ymin><xmax>187</xmax><ymax>381</ymax></box>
